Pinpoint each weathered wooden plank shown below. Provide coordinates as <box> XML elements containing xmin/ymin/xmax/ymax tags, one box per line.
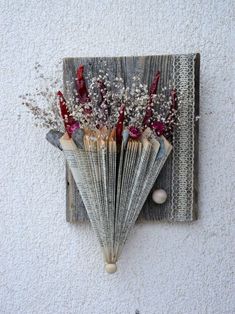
<box><xmin>66</xmin><ymin>163</ymin><xmax>88</xmax><ymax>222</ymax></box>
<box><xmin>63</xmin><ymin>54</ymin><xmax>200</xmax><ymax>223</ymax></box>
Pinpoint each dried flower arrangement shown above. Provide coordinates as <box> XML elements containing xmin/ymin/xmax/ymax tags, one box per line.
<box><xmin>21</xmin><ymin>62</ymin><xmax>180</xmax><ymax>273</ymax></box>
<box><xmin>21</xmin><ymin>63</ymin><xmax>179</xmax><ymax>140</ymax></box>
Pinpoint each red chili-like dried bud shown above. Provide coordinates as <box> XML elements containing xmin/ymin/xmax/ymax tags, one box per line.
<box><xmin>57</xmin><ymin>91</ymin><xmax>79</xmax><ymax>137</ymax></box>
<box><xmin>149</xmin><ymin>71</ymin><xmax>160</xmax><ymax>97</ymax></box>
<box><xmin>143</xmin><ymin>71</ymin><xmax>160</xmax><ymax>127</ymax></box>
<box><xmin>76</xmin><ymin>65</ymin><xmax>90</xmax><ymax>104</ymax></box>
<box><xmin>116</xmin><ymin>104</ymin><xmax>125</xmax><ymax>145</ymax></box>
<box><xmin>142</xmin><ymin>105</ymin><xmax>153</xmax><ymax>127</ymax></box>
<box><xmin>152</xmin><ymin>121</ymin><xmax>165</xmax><ymax>136</ymax></box>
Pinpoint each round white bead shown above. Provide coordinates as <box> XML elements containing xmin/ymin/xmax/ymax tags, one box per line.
<box><xmin>105</xmin><ymin>263</ymin><xmax>117</xmax><ymax>273</ymax></box>
<box><xmin>152</xmin><ymin>189</ymin><xmax>167</xmax><ymax>204</ymax></box>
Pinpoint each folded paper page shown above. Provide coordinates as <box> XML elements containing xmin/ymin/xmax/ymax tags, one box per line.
<box><xmin>61</xmin><ymin>129</ymin><xmax>172</xmax><ymax>272</ymax></box>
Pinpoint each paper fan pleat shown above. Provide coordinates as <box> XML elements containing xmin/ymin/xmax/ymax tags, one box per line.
<box><xmin>60</xmin><ymin>130</ymin><xmax>172</xmax><ymax>271</ymax></box>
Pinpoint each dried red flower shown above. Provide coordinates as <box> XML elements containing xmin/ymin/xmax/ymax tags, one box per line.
<box><xmin>129</xmin><ymin>126</ymin><xmax>141</xmax><ymax>139</ymax></box>
<box><xmin>67</xmin><ymin>122</ymin><xmax>80</xmax><ymax>135</ymax></box>
<box><xmin>143</xmin><ymin>71</ymin><xmax>160</xmax><ymax>127</ymax></box>
<box><xmin>149</xmin><ymin>71</ymin><xmax>161</xmax><ymax>98</ymax></box>
<box><xmin>76</xmin><ymin>65</ymin><xmax>90</xmax><ymax>104</ymax></box>
<box><xmin>152</xmin><ymin>121</ymin><xmax>165</xmax><ymax>136</ymax></box>
<box><xmin>76</xmin><ymin>65</ymin><xmax>93</xmax><ymax>117</ymax></box>
<box><xmin>116</xmin><ymin>104</ymin><xmax>125</xmax><ymax>145</ymax></box>
<box><xmin>57</xmin><ymin>91</ymin><xmax>78</xmax><ymax>137</ymax></box>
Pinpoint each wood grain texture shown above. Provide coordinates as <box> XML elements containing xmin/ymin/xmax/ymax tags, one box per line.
<box><xmin>63</xmin><ymin>54</ymin><xmax>200</xmax><ymax>223</ymax></box>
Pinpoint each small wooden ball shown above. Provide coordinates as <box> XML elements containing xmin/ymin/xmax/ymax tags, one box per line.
<box><xmin>152</xmin><ymin>189</ymin><xmax>167</xmax><ymax>204</ymax></box>
<box><xmin>105</xmin><ymin>263</ymin><xmax>117</xmax><ymax>274</ymax></box>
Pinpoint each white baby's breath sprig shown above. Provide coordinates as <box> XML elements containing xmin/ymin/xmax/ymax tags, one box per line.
<box><xmin>21</xmin><ymin>63</ymin><xmax>179</xmax><ymax>138</ymax></box>
<box><xmin>20</xmin><ymin>62</ymin><xmax>65</xmax><ymax>132</ymax></box>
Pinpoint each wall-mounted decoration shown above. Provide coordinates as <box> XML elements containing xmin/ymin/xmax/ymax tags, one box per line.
<box><xmin>64</xmin><ymin>55</ymin><xmax>200</xmax><ymax>225</ymax></box>
<box><xmin>22</xmin><ymin>53</ymin><xmax>200</xmax><ymax>273</ymax></box>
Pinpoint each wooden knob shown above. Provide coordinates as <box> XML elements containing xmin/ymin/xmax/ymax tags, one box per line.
<box><xmin>105</xmin><ymin>263</ymin><xmax>117</xmax><ymax>273</ymax></box>
<box><xmin>152</xmin><ymin>189</ymin><xmax>167</xmax><ymax>204</ymax></box>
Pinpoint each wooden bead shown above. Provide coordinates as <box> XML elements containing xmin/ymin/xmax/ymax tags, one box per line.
<box><xmin>105</xmin><ymin>263</ymin><xmax>117</xmax><ymax>273</ymax></box>
<box><xmin>152</xmin><ymin>189</ymin><xmax>167</xmax><ymax>204</ymax></box>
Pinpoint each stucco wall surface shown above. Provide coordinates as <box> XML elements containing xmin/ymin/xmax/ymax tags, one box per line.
<box><xmin>0</xmin><ymin>1</ymin><xmax>234</xmax><ymax>313</ymax></box>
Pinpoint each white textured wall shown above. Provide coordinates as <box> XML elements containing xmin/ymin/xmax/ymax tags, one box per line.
<box><xmin>0</xmin><ymin>1</ymin><xmax>234</xmax><ymax>313</ymax></box>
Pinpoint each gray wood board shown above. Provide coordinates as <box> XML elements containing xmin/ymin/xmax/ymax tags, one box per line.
<box><xmin>63</xmin><ymin>54</ymin><xmax>200</xmax><ymax>223</ymax></box>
